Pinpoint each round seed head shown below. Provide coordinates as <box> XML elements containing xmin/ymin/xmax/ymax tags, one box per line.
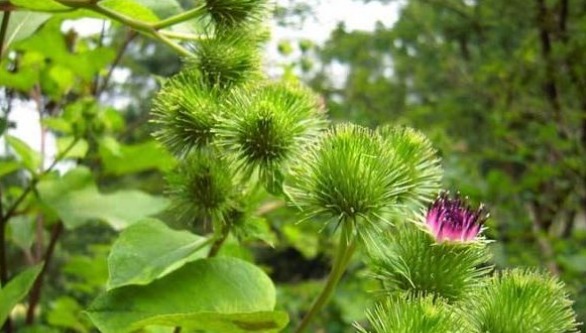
<box><xmin>465</xmin><ymin>269</ymin><xmax>579</xmax><ymax>333</ymax></box>
<box><xmin>192</xmin><ymin>31</ymin><xmax>261</xmax><ymax>89</ymax></box>
<box><xmin>151</xmin><ymin>72</ymin><xmax>219</xmax><ymax>156</ymax></box>
<box><xmin>377</xmin><ymin>125</ymin><xmax>442</xmax><ymax>207</ymax></box>
<box><xmin>287</xmin><ymin>123</ymin><xmax>403</xmax><ymax>244</ymax></box>
<box><xmin>215</xmin><ymin>81</ymin><xmax>326</xmax><ymax>181</ymax></box>
<box><xmin>167</xmin><ymin>150</ymin><xmax>236</xmax><ymax>224</ymax></box>
<box><xmin>203</xmin><ymin>0</ymin><xmax>270</xmax><ymax>30</ymax></box>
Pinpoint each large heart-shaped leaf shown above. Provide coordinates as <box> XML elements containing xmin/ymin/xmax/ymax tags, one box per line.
<box><xmin>37</xmin><ymin>167</ymin><xmax>169</xmax><ymax>230</ymax></box>
<box><xmin>107</xmin><ymin>219</ymin><xmax>210</xmax><ymax>290</ymax></box>
<box><xmin>87</xmin><ymin>257</ymin><xmax>288</xmax><ymax>333</ymax></box>
<box><xmin>0</xmin><ymin>264</ymin><xmax>43</xmax><ymax>326</ymax></box>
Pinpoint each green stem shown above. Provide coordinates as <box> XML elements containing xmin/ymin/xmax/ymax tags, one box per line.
<box><xmin>56</xmin><ymin>1</ymin><xmax>193</xmax><ymax>57</ymax></box>
<box><xmin>293</xmin><ymin>223</ymin><xmax>357</xmax><ymax>333</ymax></box>
<box><xmin>207</xmin><ymin>224</ymin><xmax>230</xmax><ymax>258</ymax></box>
<box><xmin>2</xmin><ymin>137</ymin><xmax>80</xmax><ymax>222</ymax></box>
<box><xmin>149</xmin><ymin>31</ymin><xmax>192</xmax><ymax>57</ymax></box>
<box><xmin>152</xmin><ymin>5</ymin><xmax>205</xmax><ymax>30</ymax></box>
<box><xmin>159</xmin><ymin>30</ymin><xmax>207</xmax><ymax>41</ymax></box>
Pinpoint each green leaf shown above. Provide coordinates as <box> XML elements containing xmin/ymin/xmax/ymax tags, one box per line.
<box><xmin>7</xmin><ymin>216</ymin><xmax>35</xmax><ymax>250</ymax></box>
<box><xmin>0</xmin><ymin>160</ymin><xmax>20</xmax><ymax>178</ymax></box>
<box><xmin>42</xmin><ymin>117</ymin><xmax>72</xmax><ymax>134</ymax></box>
<box><xmin>137</xmin><ymin>0</ymin><xmax>183</xmax><ymax>18</ymax></box>
<box><xmin>56</xmin><ymin>137</ymin><xmax>88</xmax><ymax>159</ymax></box>
<box><xmin>47</xmin><ymin>297</ymin><xmax>88</xmax><ymax>333</ymax></box>
<box><xmin>9</xmin><ymin>0</ymin><xmax>70</xmax><ymax>12</ymax></box>
<box><xmin>0</xmin><ymin>65</ymin><xmax>38</xmax><ymax>92</ymax></box>
<box><xmin>37</xmin><ymin>167</ymin><xmax>169</xmax><ymax>230</ymax></box>
<box><xmin>0</xmin><ymin>264</ymin><xmax>43</xmax><ymax>327</ymax></box>
<box><xmin>107</xmin><ymin>219</ymin><xmax>210</xmax><ymax>290</ymax></box>
<box><xmin>3</xmin><ymin>11</ymin><xmax>51</xmax><ymax>49</ymax></box>
<box><xmin>87</xmin><ymin>257</ymin><xmax>288</xmax><ymax>333</ymax></box>
<box><xmin>41</xmin><ymin>64</ymin><xmax>76</xmax><ymax>99</ymax></box>
<box><xmin>100</xmin><ymin>140</ymin><xmax>176</xmax><ymax>175</ymax></box>
<box><xmin>100</xmin><ymin>0</ymin><xmax>159</xmax><ymax>22</ymax></box>
<box><xmin>6</xmin><ymin>135</ymin><xmax>41</xmax><ymax>173</ymax></box>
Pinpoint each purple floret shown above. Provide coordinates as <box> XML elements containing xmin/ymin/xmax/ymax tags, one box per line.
<box><xmin>426</xmin><ymin>191</ymin><xmax>488</xmax><ymax>242</ymax></box>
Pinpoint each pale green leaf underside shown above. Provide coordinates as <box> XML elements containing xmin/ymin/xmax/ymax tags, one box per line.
<box><xmin>88</xmin><ymin>257</ymin><xmax>287</xmax><ymax>333</ymax></box>
<box><xmin>107</xmin><ymin>219</ymin><xmax>209</xmax><ymax>290</ymax></box>
<box><xmin>3</xmin><ymin>11</ymin><xmax>51</xmax><ymax>50</ymax></box>
<box><xmin>37</xmin><ymin>167</ymin><xmax>169</xmax><ymax>230</ymax></box>
<box><xmin>6</xmin><ymin>135</ymin><xmax>41</xmax><ymax>173</ymax></box>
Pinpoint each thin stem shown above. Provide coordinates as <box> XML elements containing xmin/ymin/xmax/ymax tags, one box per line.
<box><xmin>0</xmin><ymin>11</ymin><xmax>11</xmax><ymax>59</ymax></box>
<box><xmin>87</xmin><ymin>5</ymin><xmax>153</xmax><ymax>33</ymax></box>
<box><xmin>207</xmin><ymin>224</ymin><xmax>230</xmax><ymax>258</ymax></box>
<box><xmin>0</xmin><ymin>185</ymin><xmax>5</xmax><ymax>286</ymax></box>
<box><xmin>149</xmin><ymin>31</ymin><xmax>192</xmax><ymax>57</ymax></box>
<box><xmin>0</xmin><ymin>185</ymin><xmax>11</xmax><ymax>333</ymax></box>
<box><xmin>90</xmin><ymin>5</ymin><xmax>192</xmax><ymax>57</ymax></box>
<box><xmin>97</xmin><ymin>29</ymin><xmax>137</xmax><ymax>96</ymax></box>
<box><xmin>159</xmin><ymin>30</ymin><xmax>207</xmax><ymax>41</ymax></box>
<box><xmin>294</xmin><ymin>223</ymin><xmax>357</xmax><ymax>333</ymax></box>
<box><xmin>152</xmin><ymin>5</ymin><xmax>205</xmax><ymax>30</ymax></box>
<box><xmin>57</xmin><ymin>1</ymin><xmax>193</xmax><ymax>57</ymax></box>
<box><xmin>25</xmin><ymin>222</ymin><xmax>63</xmax><ymax>324</ymax></box>
<box><xmin>2</xmin><ymin>138</ymin><xmax>80</xmax><ymax>222</ymax></box>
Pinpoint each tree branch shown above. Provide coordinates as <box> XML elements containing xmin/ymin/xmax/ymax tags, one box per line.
<box><xmin>0</xmin><ymin>11</ymin><xmax>11</xmax><ymax>59</ymax></box>
<box><xmin>25</xmin><ymin>222</ymin><xmax>63</xmax><ymax>324</ymax></box>
<box><xmin>97</xmin><ymin>29</ymin><xmax>137</xmax><ymax>96</ymax></box>
<box><xmin>535</xmin><ymin>0</ymin><xmax>562</xmax><ymax>122</ymax></box>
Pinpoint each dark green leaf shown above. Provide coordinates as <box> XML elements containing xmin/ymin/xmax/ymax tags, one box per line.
<box><xmin>87</xmin><ymin>257</ymin><xmax>288</xmax><ymax>333</ymax></box>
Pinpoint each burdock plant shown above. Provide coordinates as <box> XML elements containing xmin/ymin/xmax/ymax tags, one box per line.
<box><xmin>130</xmin><ymin>0</ymin><xmax>581</xmax><ymax>332</ymax></box>
<box><xmin>465</xmin><ymin>269</ymin><xmax>579</xmax><ymax>333</ymax></box>
<box><xmin>287</xmin><ymin>123</ymin><xmax>443</xmax><ymax>333</ymax></box>
<box><xmin>215</xmin><ymin>81</ymin><xmax>326</xmax><ymax>189</ymax></box>
<box><xmin>151</xmin><ymin>73</ymin><xmax>219</xmax><ymax>156</ymax></box>
<box><xmin>357</xmin><ymin>192</ymin><xmax>579</xmax><ymax>333</ymax></box>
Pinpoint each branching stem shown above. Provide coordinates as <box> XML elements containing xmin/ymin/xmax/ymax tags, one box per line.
<box><xmin>55</xmin><ymin>0</ymin><xmax>198</xmax><ymax>57</ymax></box>
<box><xmin>25</xmin><ymin>222</ymin><xmax>63</xmax><ymax>324</ymax></box>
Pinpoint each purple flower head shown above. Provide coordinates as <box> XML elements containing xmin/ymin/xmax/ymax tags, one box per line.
<box><xmin>426</xmin><ymin>191</ymin><xmax>488</xmax><ymax>242</ymax></box>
